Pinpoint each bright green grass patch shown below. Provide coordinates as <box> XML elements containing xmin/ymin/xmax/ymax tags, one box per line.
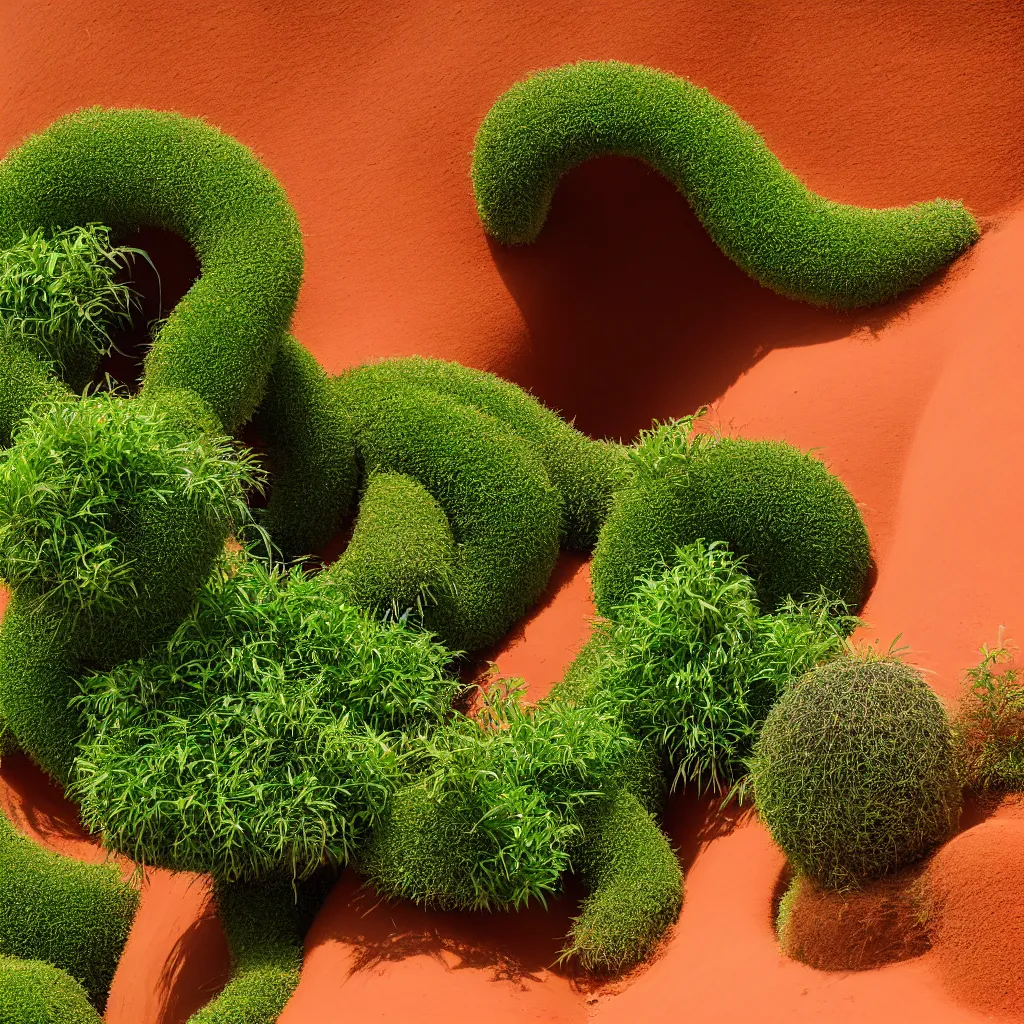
<box><xmin>0</xmin><ymin>107</ymin><xmax>303</xmax><ymax>432</ymax></box>
<box><xmin>592</xmin><ymin>418</ymin><xmax>870</xmax><ymax>618</ymax></box>
<box><xmin>360</xmin><ymin>682</ymin><xmax>632</xmax><ymax>911</ymax></box>
<box><xmin>751</xmin><ymin>655</ymin><xmax>961</xmax><ymax>889</ymax></box>
<box><xmin>0</xmin><ymin>224</ymin><xmax>144</xmax><ymax>392</ymax></box>
<box><xmin>473</xmin><ymin>61</ymin><xmax>978</xmax><ymax>308</ymax></box>
<box><xmin>0</xmin><ymin>957</ymin><xmax>102</xmax><ymax>1024</ymax></box>
<box><xmin>0</xmin><ymin>812</ymin><xmax>138</xmax><ymax>1008</ymax></box>
<box><xmin>600</xmin><ymin>540</ymin><xmax>854</xmax><ymax>793</ymax></box>
<box><xmin>0</xmin><ymin>391</ymin><xmax>262</xmax><ymax>660</ymax></box>
<box><xmin>72</xmin><ymin>554</ymin><xmax>456</xmax><ymax>881</ymax></box>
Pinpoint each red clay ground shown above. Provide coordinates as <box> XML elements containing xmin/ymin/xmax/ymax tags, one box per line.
<box><xmin>2</xmin><ymin>1</ymin><xmax>1024</xmax><ymax>1021</ymax></box>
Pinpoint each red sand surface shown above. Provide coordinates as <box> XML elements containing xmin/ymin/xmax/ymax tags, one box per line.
<box><xmin>2</xmin><ymin>1</ymin><xmax>1024</xmax><ymax>1021</ymax></box>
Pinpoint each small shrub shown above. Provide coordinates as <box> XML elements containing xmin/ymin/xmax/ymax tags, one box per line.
<box><xmin>751</xmin><ymin>656</ymin><xmax>961</xmax><ymax>888</ymax></box>
<box><xmin>0</xmin><ymin>224</ymin><xmax>143</xmax><ymax>391</ymax></box>
<box><xmin>0</xmin><ymin>957</ymin><xmax>102</xmax><ymax>1024</ymax></box>
<box><xmin>566</xmin><ymin>790</ymin><xmax>682</xmax><ymax>974</ymax></box>
<box><xmin>601</xmin><ymin>540</ymin><xmax>854</xmax><ymax>792</ymax></box>
<box><xmin>953</xmin><ymin>641</ymin><xmax>1024</xmax><ymax>792</ymax></box>
<box><xmin>0</xmin><ymin>812</ymin><xmax>138</xmax><ymax>1008</ymax></box>
<box><xmin>72</xmin><ymin>555</ymin><xmax>457</xmax><ymax>880</ymax></box>
<box><xmin>592</xmin><ymin>418</ymin><xmax>870</xmax><ymax>617</ymax></box>
<box><xmin>360</xmin><ymin>682</ymin><xmax>632</xmax><ymax>910</ymax></box>
<box><xmin>0</xmin><ymin>391</ymin><xmax>261</xmax><ymax>649</ymax></box>
<box><xmin>472</xmin><ymin>61</ymin><xmax>978</xmax><ymax>308</ymax></box>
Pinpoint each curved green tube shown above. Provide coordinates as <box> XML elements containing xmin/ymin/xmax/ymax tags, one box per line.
<box><xmin>472</xmin><ymin>61</ymin><xmax>978</xmax><ymax>308</ymax></box>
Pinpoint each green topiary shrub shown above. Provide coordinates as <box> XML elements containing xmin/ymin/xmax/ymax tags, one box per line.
<box><xmin>332</xmin><ymin>365</ymin><xmax>562</xmax><ymax>652</ymax></box>
<box><xmin>0</xmin><ymin>811</ymin><xmax>138</xmax><ymax>1008</ymax></box>
<box><xmin>592</xmin><ymin>419</ymin><xmax>871</xmax><ymax>618</ymax></box>
<box><xmin>473</xmin><ymin>61</ymin><xmax>978</xmax><ymax>308</ymax></box>
<box><xmin>566</xmin><ymin>790</ymin><xmax>683</xmax><ymax>974</ymax></box>
<box><xmin>0</xmin><ymin>224</ymin><xmax>143</xmax><ymax>392</ymax></box>
<box><xmin>0</xmin><ymin>107</ymin><xmax>303</xmax><ymax>433</ymax></box>
<box><xmin>751</xmin><ymin>656</ymin><xmax>961</xmax><ymax>888</ymax></box>
<box><xmin>360</xmin><ymin>682</ymin><xmax>633</xmax><ymax>911</ymax></box>
<box><xmin>72</xmin><ymin>554</ymin><xmax>456</xmax><ymax>881</ymax></box>
<box><xmin>0</xmin><ymin>957</ymin><xmax>102</xmax><ymax>1024</ymax></box>
<box><xmin>599</xmin><ymin>540</ymin><xmax>854</xmax><ymax>792</ymax></box>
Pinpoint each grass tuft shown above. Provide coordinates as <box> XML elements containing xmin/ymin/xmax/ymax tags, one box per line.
<box><xmin>473</xmin><ymin>61</ymin><xmax>978</xmax><ymax>308</ymax></box>
<box><xmin>0</xmin><ymin>957</ymin><xmax>102</xmax><ymax>1024</ymax></box>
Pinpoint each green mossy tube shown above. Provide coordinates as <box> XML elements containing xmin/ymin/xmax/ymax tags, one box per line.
<box><xmin>473</xmin><ymin>61</ymin><xmax>978</xmax><ymax>308</ymax></box>
<box><xmin>187</xmin><ymin>878</ymin><xmax>310</xmax><ymax>1024</ymax></box>
<box><xmin>567</xmin><ymin>790</ymin><xmax>682</xmax><ymax>973</ymax></box>
<box><xmin>0</xmin><ymin>107</ymin><xmax>304</xmax><ymax>432</ymax></box>
<box><xmin>0</xmin><ymin>957</ymin><xmax>103</xmax><ymax>1024</ymax></box>
<box><xmin>0</xmin><ymin>810</ymin><xmax>138</xmax><ymax>1009</ymax></box>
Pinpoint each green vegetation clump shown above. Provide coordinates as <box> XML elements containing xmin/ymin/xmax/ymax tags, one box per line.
<box><xmin>599</xmin><ymin>540</ymin><xmax>854</xmax><ymax>792</ymax></box>
<box><xmin>592</xmin><ymin>419</ymin><xmax>870</xmax><ymax>618</ymax></box>
<box><xmin>0</xmin><ymin>327</ymin><xmax>67</xmax><ymax>448</ymax></box>
<box><xmin>0</xmin><ymin>957</ymin><xmax>102</xmax><ymax>1024</ymax></box>
<box><xmin>751</xmin><ymin>656</ymin><xmax>960</xmax><ymax>888</ymax></box>
<box><xmin>72</xmin><ymin>555</ymin><xmax>456</xmax><ymax>881</ymax></box>
<box><xmin>0</xmin><ymin>224</ymin><xmax>143</xmax><ymax>392</ymax></box>
<box><xmin>333</xmin><ymin>363</ymin><xmax>562</xmax><ymax>651</ymax></box>
<box><xmin>0</xmin><ymin>392</ymin><xmax>261</xmax><ymax>661</ymax></box>
<box><xmin>953</xmin><ymin>642</ymin><xmax>1024</xmax><ymax>792</ymax></box>
<box><xmin>0</xmin><ymin>812</ymin><xmax>138</xmax><ymax>1007</ymax></box>
<box><xmin>187</xmin><ymin>877</ymin><xmax>322</xmax><ymax>1024</ymax></box>
<box><xmin>360</xmin><ymin>683</ymin><xmax>632</xmax><ymax>910</ymax></box>
<box><xmin>472</xmin><ymin>61</ymin><xmax>978</xmax><ymax>308</ymax></box>
<box><xmin>0</xmin><ymin>107</ymin><xmax>304</xmax><ymax>433</ymax></box>
<box><xmin>567</xmin><ymin>790</ymin><xmax>683</xmax><ymax>973</ymax></box>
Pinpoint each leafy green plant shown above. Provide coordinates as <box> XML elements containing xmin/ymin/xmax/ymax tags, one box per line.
<box><xmin>592</xmin><ymin>417</ymin><xmax>871</xmax><ymax>618</ymax></box>
<box><xmin>751</xmin><ymin>655</ymin><xmax>961</xmax><ymax>889</ymax></box>
<box><xmin>473</xmin><ymin>61</ymin><xmax>978</xmax><ymax>308</ymax></box>
<box><xmin>0</xmin><ymin>391</ymin><xmax>261</xmax><ymax>632</ymax></box>
<box><xmin>361</xmin><ymin>681</ymin><xmax>633</xmax><ymax>910</ymax></box>
<box><xmin>0</xmin><ymin>811</ymin><xmax>138</xmax><ymax>1008</ymax></box>
<box><xmin>953</xmin><ymin>640</ymin><xmax>1024</xmax><ymax>791</ymax></box>
<box><xmin>0</xmin><ymin>957</ymin><xmax>102</xmax><ymax>1024</ymax></box>
<box><xmin>601</xmin><ymin>540</ymin><xmax>854</xmax><ymax>792</ymax></box>
<box><xmin>0</xmin><ymin>224</ymin><xmax>146</xmax><ymax>391</ymax></box>
<box><xmin>72</xmin><ymin>554</ymin><xmax>457</xmax><ymax>881</ymax></box>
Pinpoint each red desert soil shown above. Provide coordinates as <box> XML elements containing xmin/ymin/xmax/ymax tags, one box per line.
<box><xmin>1</xmin><ymin>1</ymin><xmax>1023</xmax><ymax>1021</ymax></box>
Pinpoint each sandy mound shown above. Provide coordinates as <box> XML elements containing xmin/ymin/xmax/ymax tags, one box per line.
<box><xmin>778</xmin><ymin>872</ymin><xmax>930</xmax><ymax>972</ymax></box>
<box><xmin>928</xmin><ymin>818</ymin><xmax>1024</xmax><ymax>1018</ymax></box>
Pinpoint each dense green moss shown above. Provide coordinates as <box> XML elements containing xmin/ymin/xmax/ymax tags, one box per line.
<box><xmin>751</xmin><ymin>657</ymin><xmax>961</xmax><ymax>888</ymax></box>
<box><xmin>186</xmin><ymin>877</ymin><xmax>322</xmax><ymax>1024</ymax></box>
<box><xmin>0</xmin><ymin>958</ymin><xmax>102</xmax><ymax>1024</ymax></box>
<box><xmin>256</xmin><ymin>336</ymin><xmax>357</xmax><ymax>558</ymax></box>
<box><xmin>0</xmin><ymin>812</ymin><xmax>138</xmax><ymax>1008</ymax></box>
<box><xmin>0</xmin><ymin>107</ymin><xmax>303</xmax><ymax>432</ymax></box>
<box><xmin>337</xmin><ymin>358</ymin><xmax>627</xmax><ymax>549</ymax></box>
<box><xmin>473</xmin><ymin>61</ymin><xmax>978</xmax><ymax>308</ymax></box>
<box><xmin>334</xmin><ymin>366</ymin><xmax>561</xmax><ymax>651</ymax></box>
<box><xmin>567</xmin><ymin>790</ymin><xmax>682</xmax><ymax>974</ymax></box>
<box><xmin>592</xmin><ymin>423</ymin><xmax>870</xmax><ymax>618</ymax></box>
<box><xmin>0</xmin><ymin>328</ymin><xmax>66</xmax><ymax>449</ymax></box>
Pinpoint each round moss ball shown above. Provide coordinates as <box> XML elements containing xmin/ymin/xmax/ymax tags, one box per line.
<box><xmin>751</xmin><ymin>657</ymin><xmax>960</xmax><ymax>889</ymax></box>
<box><xmin>592</xmin><ymin>437</ymin><xmax>870</xmax><ymax>618</ymax></box>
